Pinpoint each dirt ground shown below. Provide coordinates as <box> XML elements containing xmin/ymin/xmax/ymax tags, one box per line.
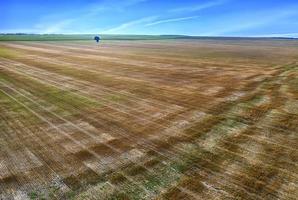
<box><xmin>0</xmin><ymin>39</ymin><xmax>297</xmax><ymax>200</ymax></box>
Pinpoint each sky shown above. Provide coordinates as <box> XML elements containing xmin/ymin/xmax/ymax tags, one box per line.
<box><xmin>1</xmin><ymin>0</ymin><xmax>298</xmax><ymax>37</ymax></box>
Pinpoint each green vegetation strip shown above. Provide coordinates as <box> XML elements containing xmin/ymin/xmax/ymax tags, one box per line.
<box><xmin>0</xmin><ymin>34</ymin><xmax>196</xmax><ymax>41</ymax></box>
<box><xmin>0</xmin><ymin>47</ymin><xmax>21</xmax><ymax>58</ymax></box>
<box><xmin>0</xmin><ymin>69</ymin><xmax>102</xmax><ymax>115</ymax></box>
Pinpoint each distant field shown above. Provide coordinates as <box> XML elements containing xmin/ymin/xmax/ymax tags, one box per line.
<box><xmin>0</xmin><ymin>38</ymin><xmax>297</xmax><ymax>200</ymax></box>
<box><xmin>1</xmin><ymin>34</ymin><xmax>297</xmax><ymax>41</ymax></box>
<box><xmin>0</xmin><ymin>34</ymin><xmax>195</xmax><ymax>41</ymax></box>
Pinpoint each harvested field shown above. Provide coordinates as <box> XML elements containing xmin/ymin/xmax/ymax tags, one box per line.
<box><xmin>0</xmin><ymin>39</ymin><xmax>297</xmax><ymax>200</ymax></box>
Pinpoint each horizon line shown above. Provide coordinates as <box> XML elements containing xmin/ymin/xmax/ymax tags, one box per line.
<box><xmin>0</xmin><ymin>33</ymin><xmax>297</xmax><ymax>39</ymax></box>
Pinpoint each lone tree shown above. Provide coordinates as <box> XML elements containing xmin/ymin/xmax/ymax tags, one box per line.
<box><xmin>94</xmin><ymin>35</ymin><xmax>100</xmax><ymax>43</ymax></box>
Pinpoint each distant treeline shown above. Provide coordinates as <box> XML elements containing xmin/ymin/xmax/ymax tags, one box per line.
<box><xmin>0</xmin><ymin>34</ymin><xmax>297</xmax><ymax>41</ymax></box>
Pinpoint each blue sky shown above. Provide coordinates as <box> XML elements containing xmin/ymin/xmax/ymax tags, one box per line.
<box><xmin>1</xmin><ymin>0</ymin><xmax>298</xmax><ymax>37</ymax></box>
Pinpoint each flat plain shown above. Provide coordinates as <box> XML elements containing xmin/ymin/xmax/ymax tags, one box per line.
<box><xmin>0</xmin><ymin>38</ymin><xmax>297</xmax><ymax>200</ymax></box>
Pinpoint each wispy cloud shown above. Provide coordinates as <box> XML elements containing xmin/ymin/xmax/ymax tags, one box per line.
<box><xmin>253</xmin><ymin>33</ymin><xmax>298</xmax><ymax>38</ymax></box>
<box><xmin>35</xmin><ymin>19</ymin><xmax>75</xmax><ymax>34</ymax></box>
<box><xmin>145</xmin><ymin>16</ymin><xmax>199</xmax><ymax>27</ymax></box>
<box><xmin>103</xmin><ymin>16</ymin><xmax>158</xmax><ymax>33</ymax></box>
<box><xmin>123</xmin><ymin>0</ymin><xmax>148</xmax><ymax>6</ymax></box>
<box><xmin>170</xmin><ymin>0</ymin><xmax>228</xmax><ymax>13</ymax></box>
<box><xmin>31</xmin><ymin>0</ymin><xmax>149</xmax><ymax>34</ymax></box>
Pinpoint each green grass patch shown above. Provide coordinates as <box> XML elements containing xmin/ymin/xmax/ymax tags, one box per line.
<box><xmin>110</xmin><ymin>173</ymin><xmax>128</xmax><ymax>185</ymax></box>
<box><xmin>0</xmin><ymin>88</ymin><xmax>42</xmax><ymax>122</ymax></box>
<box><xmin>0</xmin><ymin>47</ymin><xmax>20</xmax><ymax>58</ymax></box>
<box><xmin>288</xmin><ymin>77</ymin><xmax>298</xmax><ymax>94</ymax></box>
<box><xmin>28</xmin><ymin>191</ymin><xmax>38</xmax><ymax>200</ymax></box>
<box><xmin>0</xmin><ymin>69</ymin><xmax>102</xmax><ymax>115</ymax></box>
<box><xmin>108</xmin><ymin>182</ymin><xmax>147</xmax><ymax>200</ymax></box>
<box><xmin>105</xmin><ymin>94</ymin><xmax>128</xmax><ymax>103</ymax></box>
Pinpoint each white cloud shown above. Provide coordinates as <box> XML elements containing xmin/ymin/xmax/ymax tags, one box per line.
<box><xmin>145</xmin><ymin>16</ymin><xmax>199</xmax><ymax>26</ymax></box>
